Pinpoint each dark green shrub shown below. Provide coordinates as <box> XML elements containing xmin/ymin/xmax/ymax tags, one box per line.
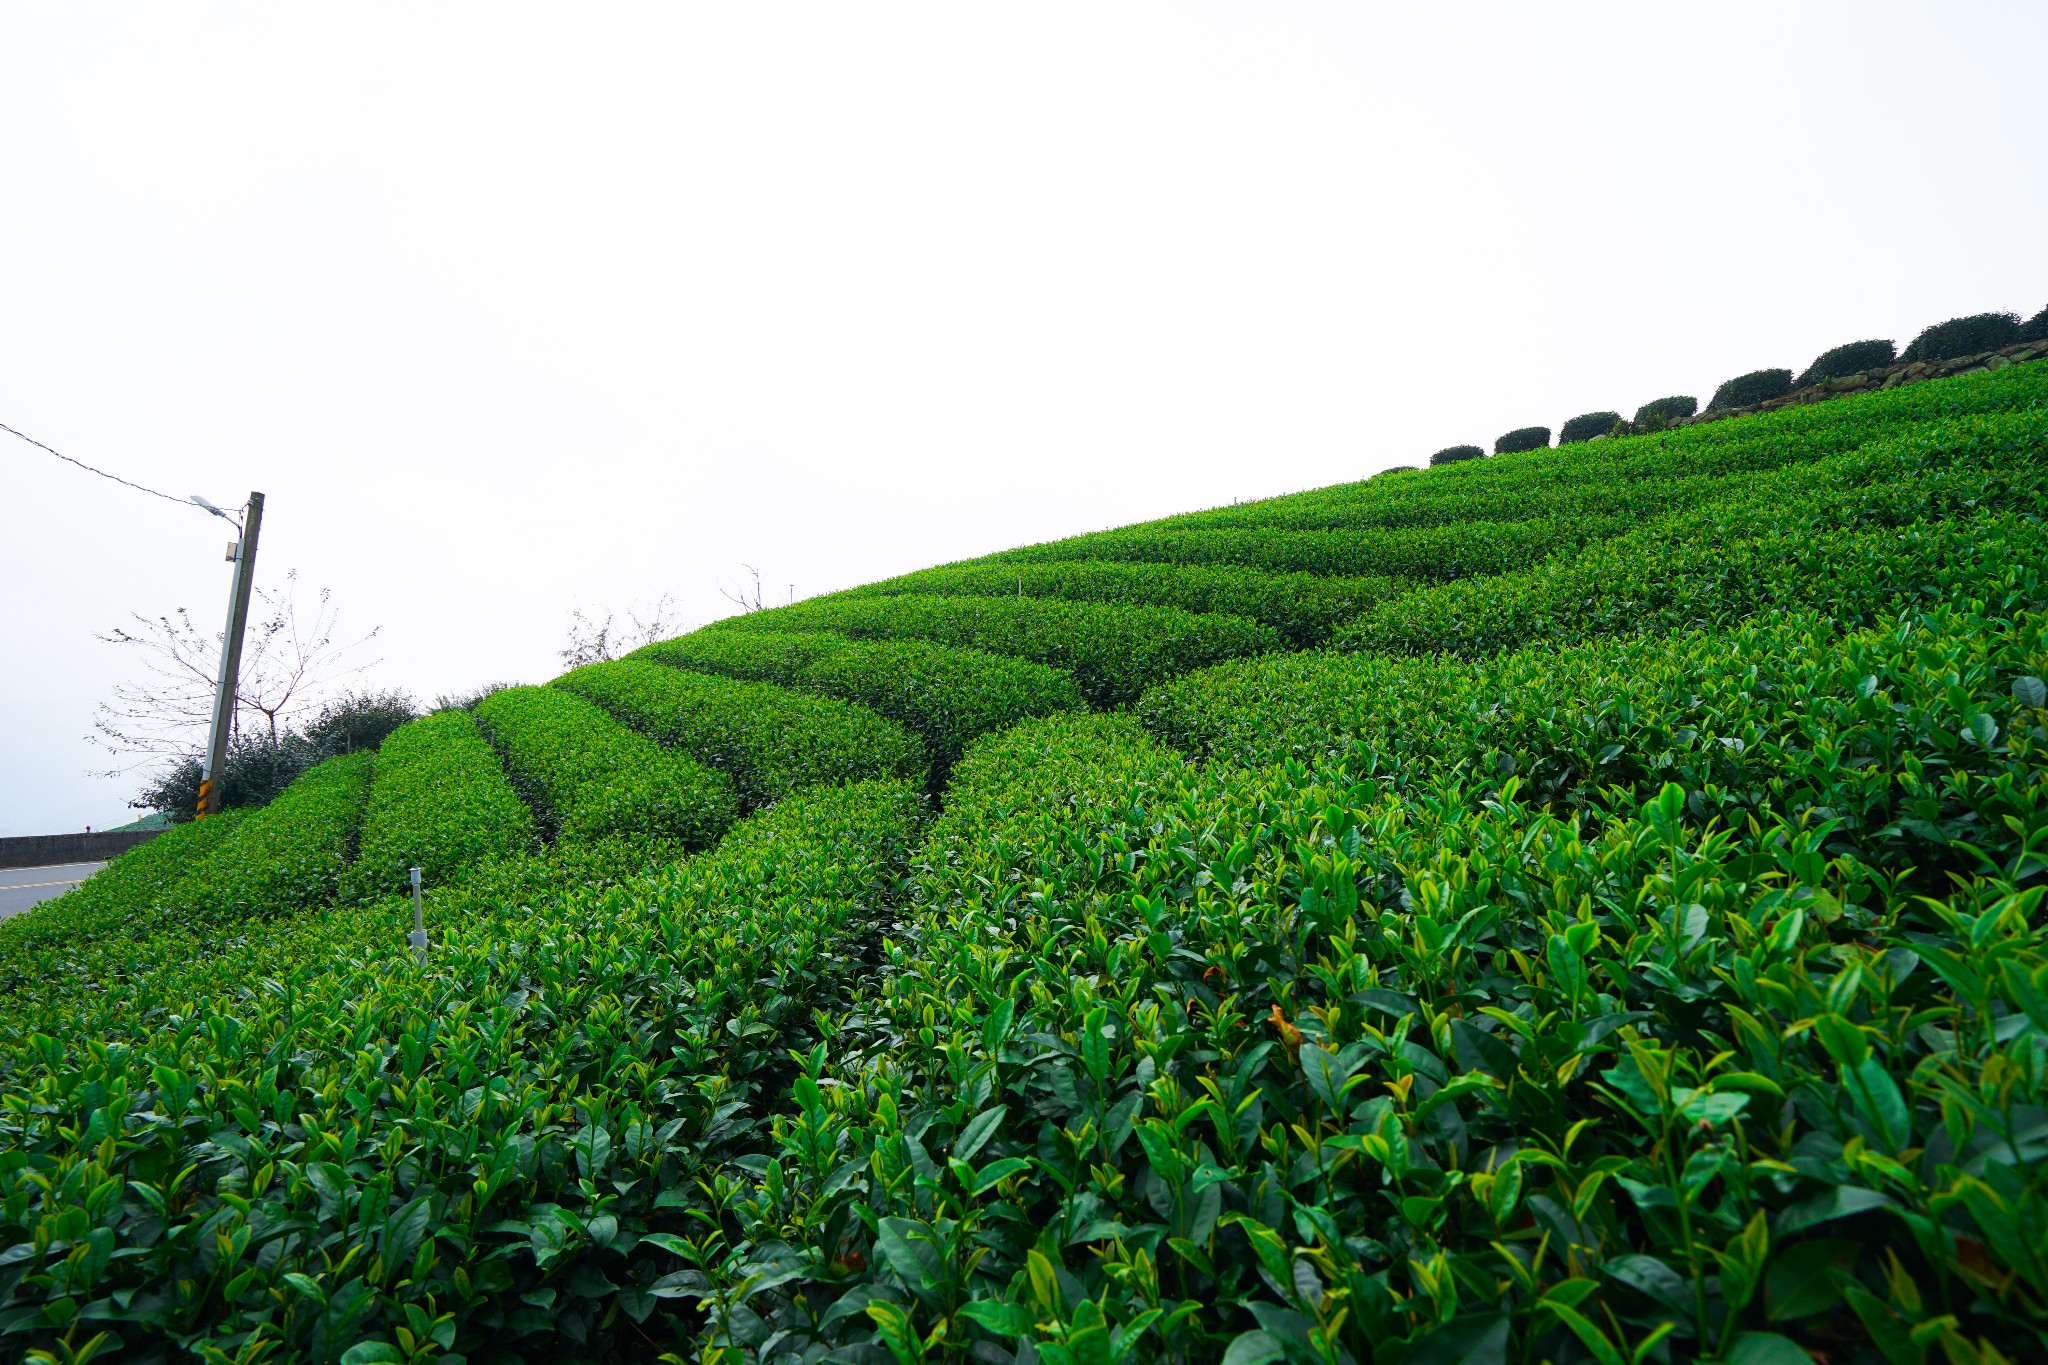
<box><xmin>134</xmin><ymin>736</ymin><xmax>311</xmax><ymax>821</ymax></box>
<box><xmin>1795</xmin><ymin>338</ymin><xmax>1896</xmax><ymax>388</ymax></box>
<box><xmin>1557</xmin><ymin>411</ymin><xmax>1622</xmax><ymax>444</ymax></box>
<box><xmin>1428</xmin><ymin>444</ymin><xmax>1483</xmax><ymax>465</ymax></box>
<box><xmin>431</xmin><ymin>682</ymin><xmax>513</xmax><ymax>712</ymax></box>
<box><xmin>1902</xmin><ymin>311</ymin><xmax>2021</xmax><ymax>362</ymax></box>
<box><xmin>300</xmin><ymin>688</ymin><xmax>418</xmax><ymax>755</ymax></box>
<box><xmin>2020</xmin><ymin>305</ymin><xmax>2047</xmax><ymax>343</ymax></box>
<box><xmin>133</xmin><ymin>691</ymin><xmax>420</xmax><ymax>820</ymax></box>
<box><xmin>342</xmin><ymin>709</ymin><xmax>537</xmax><ymax>902</ymax></box>
<box><xmin>1630</xmin><ymin>394</ymin><xmax>1697</xmax><ymax>431</ymax></box>
<box><xmin>475</xmin><ymin>684</ymin><xmax>737</xmax><ymax>851</ymax></box>
<box><xmin>1491</xmin><ymin>427</ymin><xmax>1548</xmax><ymax>454</ymax></box>
<box><xmin>555</xmin><ymin>658</ymin><xmax>925</xmax><ymax>804</ymax></box>
<box><xmin>1708</xmin><ymin>368</ymin><xmax>1792</xmax><ymax>410</ymax></box>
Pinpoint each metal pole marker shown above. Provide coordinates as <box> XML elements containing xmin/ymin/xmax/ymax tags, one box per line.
<box><xmin>409</xmin><ymin>866</ymin><xmax>428</xmax><ymax>964</ymax></box>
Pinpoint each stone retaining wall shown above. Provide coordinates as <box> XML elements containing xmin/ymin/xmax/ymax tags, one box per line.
<box><xmin>1689</xmin><ymin>340</ymin><xmax>2048</xmax><ymax>426</ymax></box>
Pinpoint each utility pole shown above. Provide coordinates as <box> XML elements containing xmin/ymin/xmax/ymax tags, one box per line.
<box><xmin>196</xmin><ymin>491</ymin><xmax>265</xmax><ymax>818</ymax></box>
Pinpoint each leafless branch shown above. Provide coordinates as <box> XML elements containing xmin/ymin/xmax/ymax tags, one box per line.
<box><xmin>559</xmin><ymin>592</ymin><xmax>689</xmax><ymax>668</ymax></box>
<box><xmin>89</xmin><ymin>570</ymin><xmax>382</xmax><ymax>775</ymax></box>
<box><xmin>718</xmin><ymin>564</ymin><xmax>768</xmax><ymax>614</ymax></box>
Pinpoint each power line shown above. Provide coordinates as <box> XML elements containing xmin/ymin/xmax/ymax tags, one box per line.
<box><xmin>1</xmin><ymin>419</ymin><xmax>205</xmax><ymax>513</ymax></box>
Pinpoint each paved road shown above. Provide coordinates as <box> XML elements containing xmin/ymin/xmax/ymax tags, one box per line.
<box><xmin>0</xmin><ymin>862</ymin><xmax>104</xmax><ymax>921</ymax></box>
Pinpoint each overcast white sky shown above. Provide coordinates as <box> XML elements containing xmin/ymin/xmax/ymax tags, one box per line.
<box><xmin>4</xmin><ymin>3</ymin><xmax>2046</xmax><ymax>834</ymax></box>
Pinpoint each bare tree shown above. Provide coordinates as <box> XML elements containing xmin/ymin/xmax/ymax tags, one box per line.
<box><xmin>558</xmin><ymin>592</ymin><xmax>689</xmax><ymax>668</ymax></box>
<box><xmin>90</xmin><ymin>571</ymin><xmax>381</xmax><ymax>775</ymax></box>
<box><xmin>718</xmin><ymin>564</ymin><xmax>769</xmax><ymax>614</ymax></box>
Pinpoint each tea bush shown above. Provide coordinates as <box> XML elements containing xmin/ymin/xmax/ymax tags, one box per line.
<box><xmin>1349</xmin><ymin>510</ymin><xmax>2046</xmax><ymax>659</ymax></box>
<box><xmin>166</xmin><ymin>749</ymin><xmax>375</xmax><ymax>920</ymax></box>
<box><xmin>554</xmin><ymin>658</ymin><xmax>925</xmax><ymax>804</ymax></box>
<box><xmin>711</xmin><ymin>593</ymin><xmax>1281</xmax><ymax>707</ymax></box>
<box><xmin>1340</xmin><ymin>407</ymin><xmax>2048</xmax><ymax>657</ymax></box>
<box><xmin>475</xmin><ymin>684</ymin><xmax>737</xmax><ymax>851</ymax></box>
<box><xmin>843</xmin><ymin>560</ymin><xmax>1408</xmax><ymax>647</ymax></box>
<box><xmin>1493</xmin><ymin>425</ymin><xmax>1549</xmax><ymax>453</ymax></box>
<box><xmin>0</xmin><ymin>826</ymin><xmax>696</xmax><ymax>1063</ymax></box>
<box><xmin>692</xmin><ymin>705</ymin><xmax>2048</xmax><ymax>1364</ymax></box>
<box><xmin>1796</xmin><ymin>338</ymin><xmax>1896</xmax><ymax>388</ymax></box>
<box><xmin>1146</xmin><ymin>598</ymin><xmax>2048</xmax><ymax>876</ymax></box>
<box><xmin>1159</xmin><ymin>470</ymin><xmax>1808</xmax><ymax>535</ymax></box>
<box><xmin>634</xmin><ymin>630</ymin><xmax>1082</xmax><ymax>767</ymax></box>
<box><xmin>343</xmin><ymin>709</ymin><xmax>538</xmax><ymax>903</ymax></box>
<box><xmin>1429</xmin><ymin>444</ymin><xmax>1484</xmax><ymax>465</ymax></box>
<box><xmin>0</xmin><ymin>779</ymin><xmax>920</xmax><ymax>1363</ymax></box>
<box><xmin>6</xmin><ymin>755</ymin><xmax>377</xmax><ymax>1009</ymax></box>
<box><xmin>980</xmin><ymin>517</ymin><xmax>1628</xmax><ymax>581</ymax></box>
<box><xmin>1708</xmin><ymin>368</ymin><xmax>1793</xmax><ymax>410</ymax></box>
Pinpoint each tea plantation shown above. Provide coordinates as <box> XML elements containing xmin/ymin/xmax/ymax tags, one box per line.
<box><xmin>4</xmin><ymin>361</ymin><xmax>2047</xmax><ymax>1365</ymax></box>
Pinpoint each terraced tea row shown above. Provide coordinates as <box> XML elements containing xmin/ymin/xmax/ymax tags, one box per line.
<box><xmin>1142</xmin><ymin>360</ymin><xmax>2048</xmax><ymax>535</ymax></box>
<box><xmin>704</xmin><ymin>593</ymin><xmax>1281</xmax><ymax>707</ymax></box>
<box><xmin>633</xmin><ymin>631</ymin><xmax>1082</xmax><ymax>768</ymax></box>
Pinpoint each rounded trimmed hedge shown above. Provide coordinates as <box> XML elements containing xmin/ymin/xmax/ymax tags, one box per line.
<box><xmin>1902</xmin><ymin>312</ymin><xmax>2021</xmax><ymax>363</ymax></box>
<box><xmin>1428</xmin><ymin>444</ymin><xmax>1484</xmax><ymax>465</ymax></box>
<box><xmin>1631</xmin><ymin>395</ymin><xmax>1698</xmax><ymax>431</ymax></box>
<box><xmin>1557</xmin><ymin>411</ymin><xmax>1622</xmax><ymax>444</ymax></box>
<box><xmin>1796</xmin><ymin>338</ymin><xmax>1896</xmax><ymax>388</ymax></box>
<box><xmin>1492</xmin><ymin>426</ymin><xmax>1549</xmax><ymax>454</ymax></box>
<box><xmin>1708</xmin><ymin>368</ymin><xmax>1793</xmax><ymax>410</ymax></box>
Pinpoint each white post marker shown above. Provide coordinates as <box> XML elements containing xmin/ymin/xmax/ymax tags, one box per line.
<box><xmin>409</xmin><ymin>866</ymin><xmax>428</xmax><ymax>965</ymax></box>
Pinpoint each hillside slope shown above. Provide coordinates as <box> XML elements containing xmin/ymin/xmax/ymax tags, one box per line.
<box><xmin>2</xmin><ymin>361</ymin><xmax>2045</xmax><ymax>1364</ymax></box>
